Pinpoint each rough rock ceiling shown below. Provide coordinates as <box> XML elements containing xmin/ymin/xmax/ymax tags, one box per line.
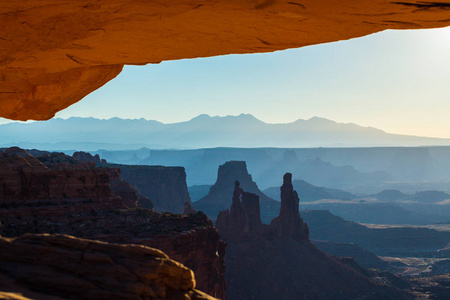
<box><xmin>1</xmin><ymin>0</ymin><xmax>450</xmax><ymax>120</ymax></box>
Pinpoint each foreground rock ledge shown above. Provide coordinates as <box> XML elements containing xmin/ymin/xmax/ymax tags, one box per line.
<box><xmin>0</xmin><ymin>234</ymin><xmax>218</xmax><ymax>300</ymax></box>
<box><xmin>1</xmin><ymin>0</ymin><xmax>450</xmax><ymax>120</ymax></box>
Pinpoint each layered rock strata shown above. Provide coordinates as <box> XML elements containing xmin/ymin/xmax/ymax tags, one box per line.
<box><xmin>0</xmin><ymin>148</ymin><xmax>226</xmax><ymax>298</ymax></box>
<box><xmin>0</xmin><ymin>209</ymin><xmax>226</xmax><ymax>299</ymax></box>
<box><xmin>0</xmin><ymin>233</ymin><xmax>218</xmax><ymax>300</ymax></box>
<box><xmin>0</xmin><ymin>147</ymin><xmax>123</xmax><ymax>209</ymax></box>
<box><xmin>113</xmin><ymin>164</ymin><xmax>191</xmax><ymax>213</ymax></box>
<box><xmin>72</xmin><ymin>151</ymin><xmax>189</xmax><ymax>213</ymax></box>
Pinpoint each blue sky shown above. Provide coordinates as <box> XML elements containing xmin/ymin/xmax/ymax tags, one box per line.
<box><xmin>3</xmin><ymin>26</ymin><xmax>450</xmax><ymax>138</ymax></box>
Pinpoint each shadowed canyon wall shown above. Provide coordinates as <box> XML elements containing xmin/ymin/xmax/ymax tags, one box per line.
<box><xmin>0</xmin><ymin>148</ymin><xmax>226</xmax><ymax>299</ymax></box>
<box><xmin>1</xmin><ymin>0</ymin><xmax>450</xmax><ymax>120</ymax></box>
<box><xmin>0</xmin><ymin>234</ymin><xmax>218</xmax><ymax>300</ymax></box>
<box><xmin>215</xmin><ymin>174</ymin><xmax>409</xmax><ymax>299</ymax></box>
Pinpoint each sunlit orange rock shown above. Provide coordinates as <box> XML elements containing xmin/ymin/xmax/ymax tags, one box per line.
<box><xmin>1</xmin><ymin>0</ymin><xmax>450</xmax><ymax>120</ymax></box>
<box><xmin>0</xmin><ymin>234</ymin><xmax>218</xmax><ymax>300</ymax></box>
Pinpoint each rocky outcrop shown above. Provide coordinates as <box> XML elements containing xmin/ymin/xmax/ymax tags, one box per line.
<box><xmin>216</xmin><ymin>182</ymin><xmax>263</xmax><ymax>238</ymax></box>
<box><xmin>270</xmin><ymin>173</ymin><xmax>309</xmax><ymax>240</ymax></box>
<box><xmin>0</xmin><ymin>209</ymin><xmax>226</xmax><ymax>299</ymax></box>
<box><xmin>0</xmin><ymin>148</ymin><xmax>147</xmax><ymax>212</ymax></box>
<box><xmin>107</xmin><ymin>167</ymin><xmax>148</xmax><ymax>209</ymax></box>
<box><xmin>73</xmin><ymin>151</ymin><xmax>104</xmax><ymax>165</ymax></box>
<box><xmin>0</xmin><ymin>148</ymin><xmax>226</xmax><ymax>298</ymax></box>
<box><xmin>0</xmin><ymin>234</ymin><xmax>218</xmax><ymax>300</ymax></box>
<box><xmin>143</xmin><ymin>225</ymin><xmax>226</xmax><ymax>300</ymax></box>
<box><xmin>0</xmin><ymin>148</ymin><xmax>121</xmax><ymax>208</ymax></box>
<box><xmin>2</xmin><ymin>1</ymin><xmax>450</xmax><ymax>121</ymax></box>
<box><xmin>116</xmin><ymin>164</ymin><xmax>191</xmax><ymax>214</ymax></box>
<box><xmin>69</xmin><ymin>151</ymin><xmax>151</xmax><ymax>209</ymax></box>
<box><xmin>194</xmin><ymin>161</ymin><xmax>280</xmax><ymax>223</ymax></box>
<box><xmin>184</xmin><ymin>201</ymin><xmax>197</xmax><ymax>215</ymax></box>
<box><xmin>216</xmin><ymin>174</ymin><xmax>410</xmax><ymax>299</ymax></box>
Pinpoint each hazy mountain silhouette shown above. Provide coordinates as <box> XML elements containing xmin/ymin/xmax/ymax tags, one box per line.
<box><xmin>2</xmin><ymin>114</ymin><xmax>450</xmax><ymax>150</ymax></box>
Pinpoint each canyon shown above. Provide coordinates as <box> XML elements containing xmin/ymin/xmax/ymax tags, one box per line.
<box><xmin>215</xmin><ymin>173</ymin><xmax>410</xmax><ymax>299</ymax></box>
<box><xmin>1</xmin><ymin>147</ymin><xmax>450</xmax><ymax>298</ymax></box>
<box><xmin>0</xmin><ymin>148</ymin><xmax>225</xmax><ymax>299</ymax></box>
<box><xmin>194</xmin><ymin>161</ymin><xmax>280</xmax><ymax>223</ymax></box>
<box><xmin>2</xmin><ymin>1</ymin><xmax>450</xmax><ymax>298</ymax></box>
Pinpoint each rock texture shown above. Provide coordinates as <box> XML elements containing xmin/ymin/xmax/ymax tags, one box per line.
<box><xmin>0</xmin><ymin>233</ymin><xmax>218</xmax><ymax>300</ymax></box>
<box><xmin>1</xmin><ymin>1</ymin><xmax>450</xmax><ymax>120</ymax></box>
<box><xmin>0</xmin><ymin>208</ymin><xmax>226</xmax><ymax>299</ymax></box>
<box><xmin>72</xmin><ymin>150</ymin><xmax>192</xmax><ymax>213</ymax></box>
<box><xmin>194</xmin><ymin>161</ymin><xmax>280</xmax><ymax>223</ymax></box>
<box><xmin>107</xmin><ymin>167</ymin><xmax>149</xmax><ymax>209</ymax></box>
<box><xmin>72</xmin><ymin>151</ymin><xmax>153</xmax><ymax>209</ymax></box>
<box><xmin>116</xmin><ymin>164</ymin><xmax>191</xmax><ymax>213</ymax></box>
<box><xmin>216</xmin><ymin>182</ymin><xmax>263</xmax><ymax>238</ymax></box>
<box><xmin>216</xmin><ymin>174</ymin><xmax>411</xmax><ymax>299</ymax></box>
<box><xmin>0</xmin><ymin>148</ymin><xmax>226</xmax><ymax>298</ymax></box>
<box><xmin>0</xmin><ymin>147</ymin><xmax>122</xmax><ymax>209</ymax></box>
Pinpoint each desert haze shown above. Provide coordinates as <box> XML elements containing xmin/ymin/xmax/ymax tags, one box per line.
<box><xmin>2</xmin><ymin>114</ymin><xmax>450</xmax><ymax>151</ymax></box>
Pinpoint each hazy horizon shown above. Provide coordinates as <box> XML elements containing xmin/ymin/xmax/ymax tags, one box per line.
<box><xmin>1</xmin><ymin>27</ymin><xmax>450</xmax><ymax>139</ymax></box>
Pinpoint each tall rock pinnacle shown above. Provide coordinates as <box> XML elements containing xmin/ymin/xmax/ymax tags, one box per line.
<box><xmin>216</xmin><ymin>181</ymin><xmax>262</xmax><ymax>239</ymax></box>
<box><xmin>194</xmin><ymin>161</ymin><xmax>279</xmax><ymax>223</ymax></box>
<box><xmin>270</xmin><ymin>173</ymin><xmax>309</xmax><ymax>240</ymax></box>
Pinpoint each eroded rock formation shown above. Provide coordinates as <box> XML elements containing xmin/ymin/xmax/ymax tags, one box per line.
<box><xmin>0</xmin><ymin>148</ymin><xmax>226</xmax><ymax>298</ymax></box>
<box><xmin>0</xmin><ymin>147</ymin><xmax>122</xmax><ymax>208</ymax></box>
<box><xmin>107</xmin><ymin>167</ymin><xmax>149</xmax><ymax>209</ymax></box>
<box><xmin>1</xmin><ymin>1</ymin><xmax>450</xmax><ymax>121</ymax></box>
<box><xmin>216</xmin><ymin>174</ymin><xmax>410</xmax><ymax>299</ymax></box>
<box><xmin>116</xmin><ymin>164</ymin><xmax>192</xmax><ymax>213</ymax></box>
<box><xmin>216</xmin><ymin>181</ymin><xmax>263</xmax><ymax>238</ymax></box>
<box><xmin>194</xmin><ymin>161</ymin><xmax>280</xmax><ymax>223</ymax></box>
<box><xmin>270</xmin><ymin>173</ymin><xmax>309</xmax><ymax>240</ymax></box>
<box><xmin>74</xmin><ymin>150</ymin><xmax>191</xmax><ymax>213</ymax></box>
<box><xmin>0</xmin><ymin>208</ymin><xmax>226</xmax><ymax>299</ymax></box>
<box><xmin>0</xmin><ymin>233</ymin><xmax>217</xmax><ymax>300</ymax></box>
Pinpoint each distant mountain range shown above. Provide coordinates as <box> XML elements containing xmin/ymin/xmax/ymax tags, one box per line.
<box><xmin>1</xmin><ymin>114</ymin><xmax>450</xmax><ymax>150</ymax></box>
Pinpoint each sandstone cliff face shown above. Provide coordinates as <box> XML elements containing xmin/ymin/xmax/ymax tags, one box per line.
<box><xmin>216</xmin><ymin>174</ymin><xmax>409</xmax><ymax>300</ymax></box>
<box><xmin>194</xmin><ymin>161</ymin><xmax>280</xmax><ymax>223</ymax></box>
<box><xmin>1</xmin><ymin>1</ymin><xmax>450</xmax><ymax>121</ymax></box>
<box><xmin>71</xmin><ymin>151</ymin><xmax>152</xmax><ymax>209</ymax></box>
<box><xmin>0</xmin><ymin>148</ymin><xmax>226</xmax><ymax>298</ymax></box>
<box><xmin>116</xmin><ymin>164</ymin><xmax>191</xmax><ymax>214</ymax></box>
<box><xmin>0</xmin><ymin>209</ymin><xmax>226</xmax><ymax>299</ymax></box>
<box><xmin>0</xmin><ymin>148</ymin><xmax>121</xmax><ymax>207</ymax></box>
<box><xmin>107</xmin><ymin>167</ymin><xmax>149</xmax><ymax>209</ymax></box>
<box><xmin>142</xmin><ymin>227</ymin><xmax>226</xmax><ymax>300</ymax></box>
<box><xmin>0</xmin><ymin>234</ymin><xmax>218</xmax><ymax>300</ymax></box>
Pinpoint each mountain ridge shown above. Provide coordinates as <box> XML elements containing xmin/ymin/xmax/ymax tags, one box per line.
<box><xmin>2</xmin><ymin>114</ymin><xmax>450</xmax><ymax>150</ymax></box>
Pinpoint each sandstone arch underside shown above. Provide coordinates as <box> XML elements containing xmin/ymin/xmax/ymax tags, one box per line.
<box><xmin>1</xmin><ymin>0</ymin><xmax>450</xmax><ymax>121</ymax></box>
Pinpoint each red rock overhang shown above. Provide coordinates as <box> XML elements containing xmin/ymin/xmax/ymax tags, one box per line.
<box><xmin>1</xmin><ymin>0</ymin><xmax>450</xmax><ymax>120</ymax></box>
